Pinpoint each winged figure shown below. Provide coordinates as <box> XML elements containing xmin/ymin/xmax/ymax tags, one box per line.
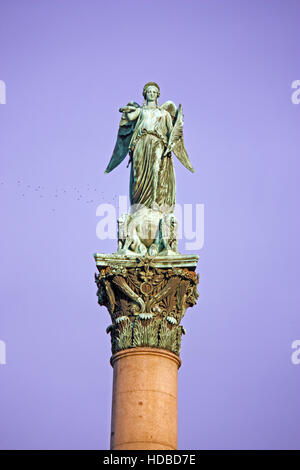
<box><xmin>105</xmin><ymin>82</ymin><xmax>194</xmax><ymax>211</ymax></box>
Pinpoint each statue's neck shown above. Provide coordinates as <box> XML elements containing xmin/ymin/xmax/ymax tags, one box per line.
<box><xmin>145</xmin><ymin>101</ymin><xmax>156</xmax><ymax>109</ymax></box>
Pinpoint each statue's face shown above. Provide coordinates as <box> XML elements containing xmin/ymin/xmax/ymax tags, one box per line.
<box><xmin>145</xmin><ymin>86</ymin><xmax>158</xmax><ymax>102</ymax></box>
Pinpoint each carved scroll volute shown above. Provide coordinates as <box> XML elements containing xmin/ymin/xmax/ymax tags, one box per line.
<box><xmin>112</xmin><ymin>275</ymin><xmax>145</xmax><ymax>313</ymax></box>
<box><xmin>146</xmin><ymin>277</ymin><xmax>181</xmax><ymax>312</ymax></box>
<box><xmin>103</xmin><ymin>279</ymin><xmax>115</xmax><ymax>315</ymax></box>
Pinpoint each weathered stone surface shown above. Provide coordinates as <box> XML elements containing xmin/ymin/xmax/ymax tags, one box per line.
<box><xmin>110</xmin><ymin>348</ymin><xmax>181</xmax><ymax>450</ymax></box>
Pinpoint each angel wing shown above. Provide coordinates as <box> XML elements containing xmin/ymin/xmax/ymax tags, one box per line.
<box><xmin>161</xmin><ymin>102</ymin><xmax>194</xmax><ymax>173</ymax></box>
<box><xmin>160</xmin><ymin>100</ymin><xmax>177</xmax><ymax>121</ymax></box>
<box><xmin>104</xmin><ymin>102</ymin><xmax>140</xmax><ymax>173</ymax></box>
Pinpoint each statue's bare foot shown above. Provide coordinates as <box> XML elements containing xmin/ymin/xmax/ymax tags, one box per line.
<box><xmin>148</xmin><ymin>243</ymin><xmax>159</xmax><ymax>256</ymax></box>
<box><xmin>137</xmin><ymin>242</ymin><xmax>147</xmax><ymax>256</ymax></box>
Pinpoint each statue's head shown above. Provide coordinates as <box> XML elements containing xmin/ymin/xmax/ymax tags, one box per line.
<box><xmin>143</xmin><ymin>82</ymin><xmax>160</xmax><ymax>102</ymax></box>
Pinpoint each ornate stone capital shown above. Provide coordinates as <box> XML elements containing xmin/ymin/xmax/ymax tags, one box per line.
<box><xmin>94</xmin><ymin>254</ymin><xmax>199</xmax><ymax>356</ymax></box>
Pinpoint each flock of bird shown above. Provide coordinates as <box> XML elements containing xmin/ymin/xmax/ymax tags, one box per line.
<box><xmin>0</xmin><ymin>180</ymin><xmax>120</xmax><ymax>212</ymax></box>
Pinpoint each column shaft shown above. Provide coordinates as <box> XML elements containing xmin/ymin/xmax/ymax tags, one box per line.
<box><xmin>110</xmin><ymin>347</ymin><xmax>181</xmax><ymax>450</ymax></box>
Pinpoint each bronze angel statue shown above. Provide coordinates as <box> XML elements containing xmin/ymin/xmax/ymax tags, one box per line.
<box><xmin>105</xmin><ymin>81</ymin><xmax>194</xmax><ymax>209</ymax></box>
<box><xmin>105</xmin><ymin>82</ymin><xmax>194</xmax><ymax>256</ymax></box>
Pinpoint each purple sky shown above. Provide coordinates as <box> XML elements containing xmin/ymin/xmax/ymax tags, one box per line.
<box><xmin>0</xmin><ymin>0</ymin><xmax>299</xmax><ymax>450</ymax></box>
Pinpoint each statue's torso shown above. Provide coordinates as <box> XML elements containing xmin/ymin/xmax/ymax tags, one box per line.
<box><xmin>129</xmin><ymin>107</ymin><xmax>168</xmax><ymax>150</ymax></box>
<box><xmin>139</xmin><ymin>107</ymin><xmax>166</xmax><ymax>133</ymax></box>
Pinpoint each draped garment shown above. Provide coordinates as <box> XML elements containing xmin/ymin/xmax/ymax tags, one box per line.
<box><xmin>129</xmin><ymin>107</ymin><xmax>175</xmax><ymax>211</ymax></box>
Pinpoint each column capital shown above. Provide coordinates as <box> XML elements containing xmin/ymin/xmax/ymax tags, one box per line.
<box><xmin>95</xmin><ymin>254</ymin><xmax>199</xmax><ymax>356</ymax></box>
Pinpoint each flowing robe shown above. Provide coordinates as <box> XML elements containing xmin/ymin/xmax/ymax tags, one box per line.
<box><xmin>128</xmin><ymin>106</ymin><xmax>176</xmax><ymax>211</ymax></box>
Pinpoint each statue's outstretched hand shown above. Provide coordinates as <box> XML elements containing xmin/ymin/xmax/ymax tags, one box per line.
<box><xmin>119</xmin><ymin>105</ymin><xmax>137</xmax><ymax>113</ymax></box>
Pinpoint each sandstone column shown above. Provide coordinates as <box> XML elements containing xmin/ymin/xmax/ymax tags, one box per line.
<box><xmin>110</xmin><ymin>347</ymin><xmax>181</xmax><ymax>450</ymax></box>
